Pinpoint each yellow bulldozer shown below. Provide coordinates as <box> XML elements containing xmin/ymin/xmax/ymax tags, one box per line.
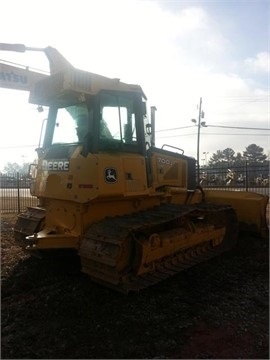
<box><xmin>1</xmin><ymin>43</ymin><xmax>268</xmax><ymax>292</ymax></box>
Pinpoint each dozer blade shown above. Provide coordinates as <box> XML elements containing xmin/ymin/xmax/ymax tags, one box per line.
<box><xmin>204</xmin><ymin>190</ymin><xmax>269</xmax><ymax>238</ymax></box>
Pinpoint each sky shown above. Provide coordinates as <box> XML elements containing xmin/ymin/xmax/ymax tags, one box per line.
<box><xmin>0</xmin><ymin>0</ymin><xmax>269</xmax><ymax>170</ymax></box>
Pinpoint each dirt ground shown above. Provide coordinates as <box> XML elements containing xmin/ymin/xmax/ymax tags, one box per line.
<box><xmin>1</xmin><ymin>213</ymin><xmax>269</xmax><ymax>359</ymax></box>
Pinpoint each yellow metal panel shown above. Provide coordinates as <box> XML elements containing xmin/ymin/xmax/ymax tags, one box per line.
<box><xmin>97</xmin><ymin>154</ymin><xmax>148</xmax><ymax>197</ymax></box>
<box><xmin>26</xmin><ymin>231</ymin><xmax>79</xmax><ymax>250</ymax></box>
<box><xmin>204</xmin><ymin>190</ymin><xmax>269</xmax><ymax>238</ymax></box>
<box><xmin>151</xmin><ymin>152</ymin><xmax>187</xmax><ymax>188</ymax></box>
<box><xmin>123</xmin><ymin>157</ymin><xmax>147</xmax><ymax>194</ymax></box>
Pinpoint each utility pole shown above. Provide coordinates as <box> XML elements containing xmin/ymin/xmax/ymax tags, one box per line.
<box><xmin>191</xmin><ymin>97</ymin><xmax>205</xmax><ymax>182</ymax></box>
<box><xmin>196</xmin><ymin>97</ymin><xmax>203</xmax><ymax>182</ymax></box>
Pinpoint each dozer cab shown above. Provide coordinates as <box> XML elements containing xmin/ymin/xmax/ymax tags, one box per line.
<box><xmin>1</xmin><ymin>43</ymin><xmax>268</xmax><ymax>292</ymax></box>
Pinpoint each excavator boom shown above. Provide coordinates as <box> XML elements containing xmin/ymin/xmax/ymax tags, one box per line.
<box><xmin>0</xmin><ymin>61</ymin><xmax>47</xmax><ymax>91</ymax></box>
<box><xmin>0</xmin><ymin>42</ymin><xmax>73</xmax><ymax>92</ymax></box>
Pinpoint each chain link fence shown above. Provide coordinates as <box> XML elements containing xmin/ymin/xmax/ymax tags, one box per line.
<box><xmin>0</xmin><ymin>164</ymin><xmax>269</xmax><ymax>214</ymax></box>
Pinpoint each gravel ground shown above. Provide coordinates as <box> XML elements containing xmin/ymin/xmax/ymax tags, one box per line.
<box><xmin>1</xmin><ymin>213</ymin><xmax>269</xmax><ymax>359</ymax></box>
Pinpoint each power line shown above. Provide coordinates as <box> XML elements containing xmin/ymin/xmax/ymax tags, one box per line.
<box><xmin>203</xmin><ymin>124</ymin><xmax>270</xmax><ymax>130</ymax></box>
<box><xmin>202</xmin><ymin>133</ymin><xmax>269</xmax><ymax>136</ymax></box>
<box><xmin>156</xmin><ymin>124</ymin><xmax>270</xmax><ymax>133</ymax></box>
<box><xmin>156</xmin><ymin>125</ymin><xmax>194</xmax><ymax>132</ymax></box>
<box><xmin>157</xmin><ymin>133</ymin><xmax>269</xmax><ymax>139</ymax></box>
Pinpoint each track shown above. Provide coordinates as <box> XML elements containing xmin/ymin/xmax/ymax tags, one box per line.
<box><xmin>79</xmin><ymin>202</ymin><xmax>238</xmax><ymax>292</ymax></box>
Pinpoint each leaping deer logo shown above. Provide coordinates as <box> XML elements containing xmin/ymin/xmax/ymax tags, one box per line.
<box><xmin>105</xmin><ymin>168</ymin><xmax>117</xmax><ymax>183</ymax></box>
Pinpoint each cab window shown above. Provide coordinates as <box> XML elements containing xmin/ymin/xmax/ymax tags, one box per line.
<box><xmin>99</xmin><ymin>93</ymin><xmax>137</xmax><ymax>145</ymax></box>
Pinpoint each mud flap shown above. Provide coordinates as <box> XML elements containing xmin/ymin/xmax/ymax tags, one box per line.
<box><xmin>14</xmin><ymin>207</ymin><xmax>46</xmax><ymax>241</ymax></box>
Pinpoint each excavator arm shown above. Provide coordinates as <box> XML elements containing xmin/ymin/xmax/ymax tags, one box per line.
<box><xmin>0</xmin><ymin>61</ymin><xmax>47</xmax><ymax>91</ymax></box>
<box><xmin>0</xmin><ymin>43</ymin><xmax>73</xmax><ymax>92</ymax></box>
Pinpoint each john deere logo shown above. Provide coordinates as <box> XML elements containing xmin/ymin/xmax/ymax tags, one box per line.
<box><xmin>105</xmin><ymin>168</ymin><xmax>117</xmax><ymax>183</ymax></box>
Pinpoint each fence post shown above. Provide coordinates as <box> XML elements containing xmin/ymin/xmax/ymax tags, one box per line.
<box><xmin>16</xmin><ymin>172</ymin><xmax>21</xmax><ymax>213</ymax></box>
<box><xmin>245</xmin><ymin>161</ymin><xmax>248</xmax><ymax>192</ymax></box>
